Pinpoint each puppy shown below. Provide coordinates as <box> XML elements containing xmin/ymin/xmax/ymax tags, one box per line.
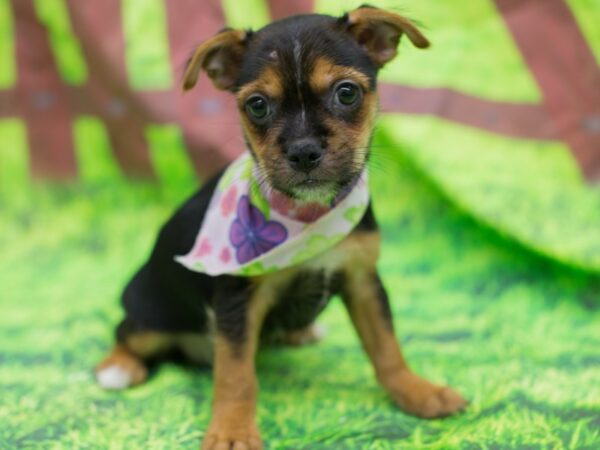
<box><xmin>96</xmin><ymin>6</ymin><xmax>467</xmax><ymax>449</ymax></box>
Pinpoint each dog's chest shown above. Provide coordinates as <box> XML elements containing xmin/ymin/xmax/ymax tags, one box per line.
<box><xmin>259</xmin><ymin>233</ymin><xmax>378</xmax><ymax>331</ymax></box>
<box><xmin>271</xmin><ymin>244</ymin><xmax>350</xmax><ymax>307</ymax></box>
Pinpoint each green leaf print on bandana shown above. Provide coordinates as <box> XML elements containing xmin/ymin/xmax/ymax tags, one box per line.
<box><xmin>218</xmin><ymin>153</ymin><xmax>253</xmax><ymax>190</ymax></box>
<box><xmin>237</xmin><ymin>261</ymin><xmax>276</xmax><ymax>276</ymax></box>
<box><xmin>192</xmin><ymin>261</ymin><xmax>206</xmax><ymax>272</ymax></box>
<box><xmin>343</xmin><ymin>205</ymin><xmax>365</xmax><ymax>223</ymax></box>
<box><xmin>249</xmin><ymin>179</ymin><xmax>270</xmax><ymax>219</ymax></box>
<box><xmin>291</xmin><ymin>234</ymin><xmax>346</xmax><ymax>265</ymax></box>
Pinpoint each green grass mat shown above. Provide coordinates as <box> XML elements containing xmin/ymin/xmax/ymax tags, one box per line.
<box><xmin>1</xmin><ymin>134</ymin><xmax>599</xmax><ymax>449</ymax></box>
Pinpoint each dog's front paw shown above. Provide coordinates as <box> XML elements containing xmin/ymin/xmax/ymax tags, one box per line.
<box><xmin>388</xmin><ymin>371</ymin><xmax>467</xmax><ymax>419</ymax></box>
<box><xmin>201</xmin><ymin>420</ymin><xmax>262</xmax><ymax>450</ymax></box>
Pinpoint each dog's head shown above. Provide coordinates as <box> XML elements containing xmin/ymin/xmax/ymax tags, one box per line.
<box><xmin>183</xmin><ymin>6</ymin><xmax>429</xmax><ymax>202</ymax></box>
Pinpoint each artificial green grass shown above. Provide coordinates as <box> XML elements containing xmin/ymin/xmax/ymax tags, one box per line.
<box><xmin>1</xmin><ymin>134</ymin><xmax>599</xmax><ymax>449</ymax></box>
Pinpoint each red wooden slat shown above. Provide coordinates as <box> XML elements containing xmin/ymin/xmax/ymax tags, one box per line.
<box><xmin>267</xmin><ymin>0</ymin><xmax>314</xmax><ymax>19</ymax></box>
<box><xmin>60</xmin><ymin>83</ymin><xmax>559</xmax><ymax>141</ymax></box>
<box><xmin>11</xmin><ymin>0</ymin><xmax>76</xmax><ymax>179</ymax></box>
<box><xmin>495</xmin><ymin>0</ymin><xmax>600</xmax><ymax>182</ymax></box>
<box><xmin>0</xmin><ymin>91</ymin><xmax>16</xmax><ymax>117</ymax></box>
<box><xmin>165</xmin><ymin>0</ymin><xmax>243</xmax><ymax>178</ymax></box>
<box><xmin>65</xmin><ymin>0</ymin><xmax>155</xmax><ymax>178</ymax></box>
<box><xmin>379</xmin><ymin>84</ymin><xmax>557</xmax><ymax>140</ymax></box>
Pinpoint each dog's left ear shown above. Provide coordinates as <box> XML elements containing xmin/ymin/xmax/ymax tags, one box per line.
<box><xmin>343</xmin><ymin>5</ymin><xmax>430</xmax><ymax>67</ymax></box>
<box><xmin>182</xmin><ymin>28</ymin><xmax>249</xmax><ymax>92</ymax></box>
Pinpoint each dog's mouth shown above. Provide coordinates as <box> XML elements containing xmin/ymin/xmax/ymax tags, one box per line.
<box><xmin>294</xmin><ymin>177</ymin><xmax>329</xmax><ymax>189</ymax></box>
<box><xmin>256</xmin><ymin>150</ymin><xmax>365</xmax><ymax>204</ymax></box>
<box><xmin>287</xmin><ymin>170</ymin><xmax>365</xmax><ymax>204</ymax></box>
<box><xmin>285</xmin><ymin>176</ymin><xmax>335</xmax><ymax>203</ymax></box>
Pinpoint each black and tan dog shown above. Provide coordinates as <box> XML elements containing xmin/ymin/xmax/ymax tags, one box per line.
<box><xmin>96</xmin><ymin>6</ymin><xmax>466</xmax><ymax>449</ymax></box>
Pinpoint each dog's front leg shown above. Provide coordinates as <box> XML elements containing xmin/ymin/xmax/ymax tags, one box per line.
<box><xmin>341</xmin><ymin>270</ymin><xmax>467</xmax><ymax>418</ymax></box>
<box><xmin>202</xmin><ymin>278</ymin><xmax>274</xmax><ymax>450</ymax></box>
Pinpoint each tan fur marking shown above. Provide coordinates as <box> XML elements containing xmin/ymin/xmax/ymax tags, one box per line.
<box><xmin>204</xmin><ymin>335</ymin><xmax>262</xmax><ymax>449</ymax></box>
<box><xmin>237</xmin><ymin>66</ymin><xmax>284</xmax><ymax>104</ymax></box>
<box><xmin>203</xmin><ymin>276</ymin><xmax>289</xmax><ymax>450</ymax></box>
<box><xmin>236</xmin><ymin>65</ymin><xmax>285</xmax><ymax>173</ymax></box>
<box><xmin>125</xmin><ymin>332</ymin><xmax>174</xmax><ymax>358</ymax></box>
<box><xmin>337</xmin><ymin>231</ymin><xmax>380</xmax><ymax>269</ymax></box>
<box><xmin>323</xmin><ymin>88</ymin><xmax>377</xmax><ymax>168</ymax></box>
<box><xmin>309</xmin><ymin>57</ymin><xmax>371</xmax><ymax>94</ymax></box>
<box><xmin>240</xmin><ymin>115</ymin><xmax>284</xmax><ymax>172</ymax></box>
<box><xmin>340</xmin><ymin>233</ymin><xmax>467</xmax><ymax>418</ymax></box>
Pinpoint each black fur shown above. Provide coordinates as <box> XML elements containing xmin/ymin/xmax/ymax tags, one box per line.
<box><xmin>262</xmin><ymin>270</ymin><xmax>333</xmax><ymax>336</ymax></box>
<box><xmin>212</xmin><ymin>275</ymin><xmax>253</xmax><ymax>343</ymax></box>
<box><xmin>235</xmin><ymin>15</ymin><xmax>377</xmax><ymax>91</ymax></box>
<box><xmin>371</xmin><ymin>273</ymin><xmax>394</xmax><ymax>330</ymax></box>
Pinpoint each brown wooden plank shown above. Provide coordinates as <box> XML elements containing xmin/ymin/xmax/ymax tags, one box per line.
<box><xmin>495</xmin><ymin>0</ymin><xmax>600</xmax><ymax>181</ymax></box>
<box><xmin>379</xmin><ymin>84</ymin><xmax>558</xmax><ymax>140</ymax></box>
<box><xmin>267</xmin><ymin>0</ymin><xmax>314</xmax><ymax>19</ymax></box>
<box><xmin>0</xmin><ymin>91</ymin><xmax>16</xmax><ymax>117</ymax></box>
<box><xmin>165</xmin><ymin>0</ymin><xmax>241</xmax><ymax>178</ymax></box>
<box><xmin>65</xmin><ymin>0</ymin><xmax>155</xmax><ymax>178</ymax></box>
<box><xmin>11</xmin><ymin>0</ymin><xmax>76</xmax><ymax>179</ymax></box>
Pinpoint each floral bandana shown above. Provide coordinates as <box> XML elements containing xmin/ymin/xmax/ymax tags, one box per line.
<box><xmin>175</xmin><ymin>151</ymin><xmax>369</xmax><ymax>276</ymax></box>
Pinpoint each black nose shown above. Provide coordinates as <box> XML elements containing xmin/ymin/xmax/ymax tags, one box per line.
<box><xmin>286</xmin><ymin>138</ymin><xmax>323</xmax><ymax>172</ymax></box>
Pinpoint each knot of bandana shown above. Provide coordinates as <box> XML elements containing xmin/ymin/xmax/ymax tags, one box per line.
<box><xmin>175</xmin><ymin>151</ymin><xmax>369</xmax><ymax>276</ymax></box>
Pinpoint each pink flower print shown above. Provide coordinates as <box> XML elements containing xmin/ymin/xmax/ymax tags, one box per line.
<box><xmin>296</xmin><ymin>203</ymin><xmax>330</xmax><ymax>222</ymax></box>
<box><xmin>269</xmin><ymin>190</ymin><xmax>296</xmax><ymax>216</ymax></box>
<box><xmin>220</xmin><ymin>185</ymin><xmax>238</xmax><ymax>217</ymax></box>
<box><xmin>220</xmin><ymin>247</ymin><xmax>232</xmax><ymax>264</ymax></box>
<box><xmin>194</xmin><ymin>238</ymin><xmax>212</xmax><ymax>257</ymax></box>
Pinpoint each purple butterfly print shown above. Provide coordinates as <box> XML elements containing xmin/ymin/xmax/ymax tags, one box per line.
<box><xmin>229</xmin><ymin>196</ymin><xmax>288</xmax><ymax>264</ymax></box>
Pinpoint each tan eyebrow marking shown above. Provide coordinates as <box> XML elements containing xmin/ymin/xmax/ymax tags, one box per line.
<box><xmin>237</xmin><ymin>65</ymin><xmax>284</xmax><ymax>106</ymax></box>
<box><xmin>309</xmin><ymin>57</ymin><xmax>371</xmax><ymax>93</ymax></box>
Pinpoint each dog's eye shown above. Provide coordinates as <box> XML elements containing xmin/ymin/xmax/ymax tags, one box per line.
<box><xmin>245</xmin><ymin>95</ymin><xmax>270</xmax><ymax>120</ymax></box>
<box><xmin>335</xmin><ymin>81</ymin><xmax>360</xmax><ymax>106</ymax></box>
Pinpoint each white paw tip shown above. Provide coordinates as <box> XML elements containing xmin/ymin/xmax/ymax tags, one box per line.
<box><xmin>312</xmin><ymin>323</ymin><xmax>327</xmax><ymax>340</ymax></box>
<box><xmin>96</xmin><ymin>365</ymin><xmax>132</xmax><ymax>390</ymax></box>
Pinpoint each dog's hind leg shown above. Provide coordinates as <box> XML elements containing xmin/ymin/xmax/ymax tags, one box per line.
<box><xmin>95</xmin><ymin>330</ymin><xmax>175</xmax><ymax>390</ymax></box>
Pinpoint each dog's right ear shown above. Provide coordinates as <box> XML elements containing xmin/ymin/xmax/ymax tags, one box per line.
<box><xmin>343</xmin><ymin>5</ymin><xmax>429</xmax><ymax>67</ymax></box>
<box><xmin>182</xmin><ymin>29</ymin><xmax>249</xmax><ymax>92</ymax></box>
